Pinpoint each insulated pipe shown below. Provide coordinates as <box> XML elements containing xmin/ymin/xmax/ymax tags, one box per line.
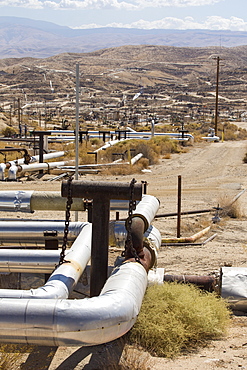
<box><xmin>0</xmin><ymin>249</ymin><xmax>61</xmax><ymax>273</ymax></box>
<box><xmin>130</xmin><ymin>153</ymin><xmax>143</xmax><ymax>165</ymax></box>
<box><xmin>0</xmin><ymin>163</ymin><xmax>6</xmax><ymax>181</ymax></box>
<box><xmin>19</xmin><ymin>161</ymin><xmax>67</xmax><ymax>173</ymax></box>
<box><xmin>0</xmin><ymin>222</ymin><xmax>161</xmax><ymax>272</ymax></box>
<box><xmin>0</xmin><ymin>222</ymin><xmax>92</xmax><ymax>299</ymax></box>
<box><xmin>8</xmin><ymin>164</ymin><xmax>19</xmax><ymax>181</ymax></box>
<box><xmin>128</xmin><ymin>194</ymin><xmax>160</xmax><ymax>232</ymax></box>
<box><xmin>0</xmin><ymin>221</ymin><xmax>86</xmax><ymax>244</ymax></box>
<box><xmin>161</xmin><ymin>226</ymin><xmax>211</xmax><ymax>244</ymax></box>
<box><xmin>8</xmin><ymin>151</ymin><xmax>65</xmax><ymax>166</ymax></box>
<box><xmin>0</xmin><ymin>191</ymin><xmax>132</xmax><ymax>213</ymax></box>
<box><xmin>8</xmin><ymin>161</ymin><xmax>68</xmax><ymax>180</ymax></box>
<box><xmin>0</xmin><ymin>261</ymin><xmax>147</xmax><ymax>346</ymax></box>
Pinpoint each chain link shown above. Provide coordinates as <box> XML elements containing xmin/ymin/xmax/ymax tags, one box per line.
<box><xmin>122</xmin><ymin>178</ymin><xmax>141</xmax><ymax>263</ymax></box>
<box><xmin>59</xmin><ymin>175</ymin><xmax>73</xmax><ymax>266</ymax></box>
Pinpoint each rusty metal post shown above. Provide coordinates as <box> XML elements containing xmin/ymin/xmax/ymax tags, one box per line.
<box><xmin>141</xmin><ymin>180</ymin><xmax>148</xmax><ymax>194</ymax></box>
<box><xmin>177</xmin><ymin>175</ymin><xmax>181</xmax><ymax>238</ymax></box>
<box><xmin>90</xmin><ymin>196</ymin><xmax>110</xmax><ymax>297</ymax></box>
<box><xmin>215</xmin><ymin>56</ymin><xmax>220</xmax><ymax>136</ymax></box>
<box><xmin>62</xmin><ymin>180</ymin><xmax>142</xmax><ymax>297</ymax></box>
<box><xmin>34</xmin><ymin>131</ymin><xmax>52</xmax><ymax>174</ymax></box>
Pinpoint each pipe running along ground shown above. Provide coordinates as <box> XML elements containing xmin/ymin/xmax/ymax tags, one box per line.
<box><xmin>0</xmin><ymin>194</ymin><xmax>160</xmax><ymax>345</ymax></box>
<box><xmin>0</xmin><ymin>191</ymin><xmax>133</xmax><ymax>213</ymax></box>
<box><xmin>0</xmin><ymin>222</ymin><xmax>92</xmax><ymax>299</ymax></box>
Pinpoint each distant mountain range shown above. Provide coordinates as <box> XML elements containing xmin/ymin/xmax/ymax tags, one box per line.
<box><xmin>0</xmin><ymin>16</ymin><xmax>247</xmax><ymax>59</ymax></box>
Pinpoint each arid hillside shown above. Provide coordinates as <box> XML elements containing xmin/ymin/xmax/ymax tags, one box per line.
<box><xmin>0</xmin><ymin>45</ymin><xmax>247</xmax><ymax>132</ymax></box>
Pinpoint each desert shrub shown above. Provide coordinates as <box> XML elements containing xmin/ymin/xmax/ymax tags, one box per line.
<box><xmin>128</xmin><ymin>283</ymin><xmax>230</xmax><ymax>358</ymax></box>
<box><xmin>218</xmin><ymin>195</ymin><xmax>243</xmax><ymax>219</ymax></box>
<box><xmin>243</xmin><ymin>152</ymin><xmax>247</xmax><ymax>163</ymax></box>
<box><xmin>1</xmin><ymin>126</ymin><xmax>16</xmax><ymax>137</ymax></box>
<box><xmin>101</xmin><ymin>137</ymin><xmax>182</xmax><ymax>166</ymax></box>
<box><xmin>133</xmin><ymin>141</ymin><xmax>158</xmax><ymax>165</ymax></box>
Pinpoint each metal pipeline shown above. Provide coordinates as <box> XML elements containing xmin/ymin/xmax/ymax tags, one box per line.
<box><xmin>130</xmin><ymin>194</ymin><xmax>160</xmax><ymax>232</ymax></box>
<box><xmin>0</xmin><ymin>261</ymin><xmax>147</xmax><ymax>346</ymax></box>
<box><xmin>0</xmin><ymin>163</ymin><xmax>6</xmax><ymax>181</ymax></box>
<box><xmin>2</xmin><ymin>152</ymin><xmax>65</xmax><ymax>181</ymax></box>
<box><xmin>0</xmin><ymin>249</ymin><xmax>61</xmax><ymax>273</ymax></box>
<box><xmin>8</xmin><ymin>161</ymin><xmax>68</xmax><ymax>180</ymax></box>
<box><xmin>0</xmin><ymin>193</ymin><xmax>159</xmax><ymax>345</ymax></box>
<box><xmin>8</xmin><ymin>151</ymin><xmax>65</xmax><ymax>166</ymax></box>
<box><xmin>0</xmin><ymin>221</ymin><xmax>85</xmax><ymax>244</ymax></box>
<box><xmin>163</xmin><ymin>274</ymin><xmax>216</xmax><ymax>292</ymax></box>
<box><xmin>0</xmin><ymin>191</ymin><xmax>132</xmax><ymax>213</ymax></box>
<box><xmin>161</xmin><ymin>226</ymin><xmax>211</xmax><ymax>244</ymax></box>
<box><xmin>0</xmin><ymin>222</ymin><xmax>92</xmax><ymax>299</ymax></box>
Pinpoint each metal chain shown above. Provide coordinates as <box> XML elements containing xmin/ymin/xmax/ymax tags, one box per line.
<box><xmin>59</xmin><ymin>175</ymin><xmax>73</xmax><ymax>266</ymax></box>
<box><xmin>122</xmin><ymin>178</ymin><xmax>141</xmax><ymax>263</ymax></box>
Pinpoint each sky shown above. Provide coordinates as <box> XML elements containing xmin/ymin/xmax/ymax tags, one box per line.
<box><xmin>0</xmin><ymin>0</ymin><xmax>247</xmax><ymax>31</ymax></box>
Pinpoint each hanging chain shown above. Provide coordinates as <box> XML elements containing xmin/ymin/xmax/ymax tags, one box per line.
<box><xmin>59</xmin><ymin>175</ymin><xmax>73</xmax><ymax>266</ymax></box>
<box><xmin>122</xmin><ymin>178</ymin><xmax>141</xmax><ymax>263</ymax></box>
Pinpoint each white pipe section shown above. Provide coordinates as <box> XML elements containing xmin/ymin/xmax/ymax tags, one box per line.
<box><xmin>130</xmin><ymin>153</ymin><xmax>143</xmax><ymax>165</ymax></box>
<box><xmin>93</xmin><ymin>139</ymin><xmax>123</xmax><ymax>153</ymax></box>
<box><xmin>8</xmin><ymin>161</ymin><xmax>67</xmax><ymax>180</ymax></box>
<box><xmin>0</xmin><ymin>221</ymin><xmax>85</xmax><ymax>243</ymax></box>
<box><xmin>8</xmin><ymin>151</ymin><xmax>65</xmax><ymax>166</ymax></box>
<box><xmin>7</xmin><ymin>164</ymin><xmax>18</xmax><ymax>181</ymax></box>
<box><xmin>0</xmin><ymin>194</ymin><xmax>160</xmax><ymax>346</ymax></box>
<box><xmin>19</xmin><ymin>161</ymin><xmax>67</xmax><ymax>172</ymax></box>
<box><xmin>0</xmin><ymin>222</ymin><xmax>161</xmax><ymax>273</ymax></box>
<box><xmin>0</xmin><ymin>163</ymin><xmax>6</xmax><ymax>181</ymax></box>
<box><xmin>131</xmin><ymin>194</ymin><xmax>160</xmax><ymax>231</ymax></box>
<box><xmin>0</xmin><ymin>249</ymin><xmax>61</xmax><ymax>273</ymax></box>
<box><xmin>0</xmin><ymin>223</ymin><xmax>92</xmax><ymax>299</ymax></box>
<box><xmin>0</xmin><ymin>261</ymin><xmax>147</xmax><ymax>346</ymax></box>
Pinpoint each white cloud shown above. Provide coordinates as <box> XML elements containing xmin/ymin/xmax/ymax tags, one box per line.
<box><xmin>135</xmin><ymin>0</ymin><xmax>220</xmax><ymax>8</ymax></box>
<box><xmin>85</xmin><ymin>16</ymin><xmax>247</xmax><ymax>31</ymax></box>
<box><xmin>0</xmin><ymin>0</ymin><xmax>43</xmax><ymax>8</ymax></box>
<box><xmin>0</xmin><ymin>0</ymin><xmax>222</xmax><ymax>10</ymax></box>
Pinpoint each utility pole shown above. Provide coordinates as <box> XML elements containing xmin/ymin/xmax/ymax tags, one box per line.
<box><xmin>214</xmin><ymin>56</ymin><xmax>220</xmax><ymax>136</ymax></box>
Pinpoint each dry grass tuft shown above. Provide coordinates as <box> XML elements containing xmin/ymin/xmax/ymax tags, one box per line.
<box><xmin>128</xmin><ymin>283</ymin><xmax>230</xmax><ymax>358</ymax></box>
<box><xmin>218</xmin><ymin>195</ymin><xmax>243</xmax><ymax>219</ymax></box>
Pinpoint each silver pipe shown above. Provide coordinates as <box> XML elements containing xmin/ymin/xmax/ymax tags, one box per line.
<box><xmin>131</xmin><ymin>194</ymin><xmax>160</xmax><ymax>231</ymax></box>
<box><xmin>8</xmin><ymin>161</ymin><xmax>68</xmax><ymax>180</ymax></box>
<box><xmin>0</xmin><ymin>164</ymin><xmax>6</xmax><ymax>181</ymax></box>
<box><xmin>0</xmin><ymin>261</ymin><xmax>147</xmax><ymax>346</ymax></box>
<box><xmin>0</xmin><ymin>222</ymin><xmax>92</xmax><ymax>299</ymax></box>
<box><xmin>0</xmin><ymin>222</ymin><xmax>161</xmax><ymax>273</ymax></box>
<box><xmin>0</xmin><ymin>221</ymin><xmax>85</xmax><ymax>244</ymax></box>
<box><xmin>130</xmin><ymin>153</ymin><xmax>143</xmax><ymax>165</ymax></box>
<box><xmin>0</xmin><ymin>191</ymin><xmax>131</xmax><ymax>213</ymax></box>
<box><xmin>19</xmin><ymin>161</ymin><xmax>67</xmax><ymax>172</ymax></box>
<box><xmin>8</xmin><ymin>151</ymin><xmax>65</xmax><ymax>166</ymax></box>
<box><xmin>0</xmin><ymin>249</ymin><xmax>61</xmax><ymax>273</ymax></box>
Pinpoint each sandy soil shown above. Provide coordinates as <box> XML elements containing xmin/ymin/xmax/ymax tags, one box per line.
<box><xmin>1</xmin><ymin>139</ymin><xmax>247</xmax><ymax>369</ymax></box>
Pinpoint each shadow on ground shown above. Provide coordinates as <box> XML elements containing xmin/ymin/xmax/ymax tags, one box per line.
<box><xmin>20</xmin><ymin>339</ymin><xmax>125</xmax><ymax>370</ymax></box>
